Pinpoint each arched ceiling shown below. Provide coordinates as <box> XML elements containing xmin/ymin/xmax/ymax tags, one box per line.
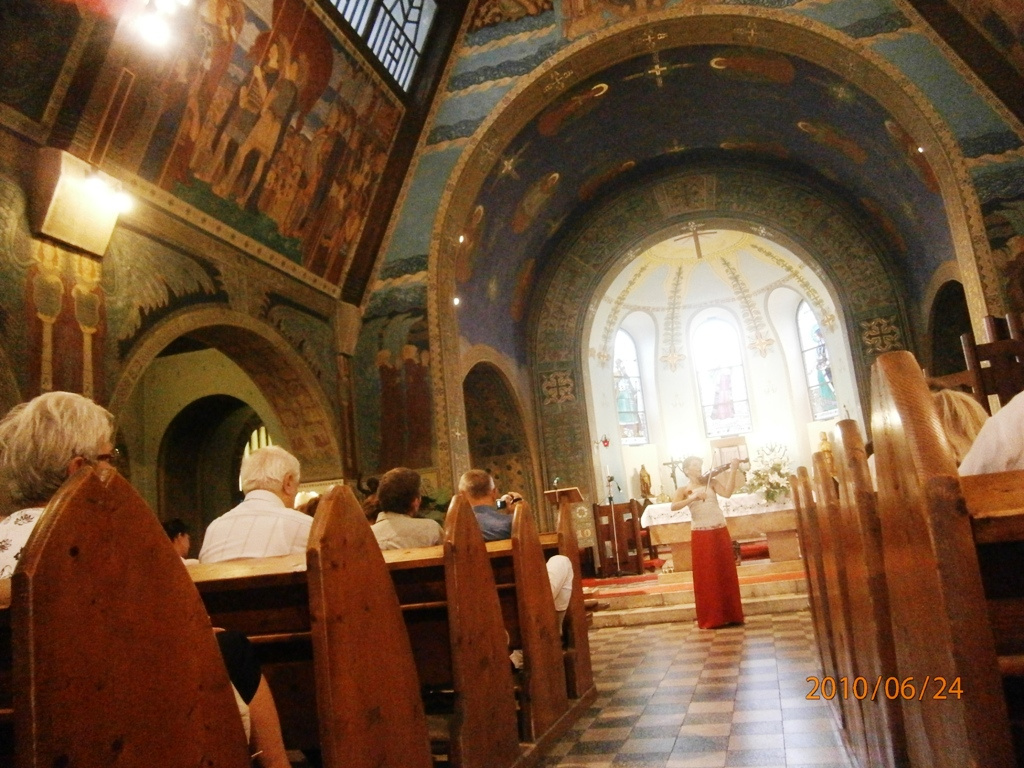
<box><xmin>601</xmin><ymin>228</ymin><xmax>810</xmax><ymax>310</ymax></box>
<box><xmin>591</xmin><ymin>227</ymin><xmax>835</xmax><ymax>363</ymax></box>
<box><xmin>450</xmin><ymin>42</ymin><xmax>952</xmax><ymax>363</ymax></box>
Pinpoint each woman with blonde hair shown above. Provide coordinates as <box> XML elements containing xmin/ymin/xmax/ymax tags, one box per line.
<box><xmin>932</xmin><ymin>388</ymin><xmax>988</xmax><ymax>466</ymax></box>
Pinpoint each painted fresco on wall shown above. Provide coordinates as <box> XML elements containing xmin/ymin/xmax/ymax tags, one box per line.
<box><xmin>354</xmin><ymin>258</ymin><xmax>434</xmax><ymax>473</ymax></box>
<box><xmin>978</xmin><ymin>160</ymin><xmax>1024</xmax><ymax>312</ymax></box>
<box><xmin>450</xmin><ymin>47</ymin><xmax>949</xmax><ymax>365</ymax></box>
<box><xmin>0</xmin><ymin>0</ymin><xmax>86</xmax><ymax>128</ymax></box>
<box><xmin>106</xmin><ymin>0</ymin><xmax>402</xmax><ymax>286</ymax></box>
<box><xmin>26</xmin><ymin>242</ymin><xmax>107</xmax><ymax>400</ymax></box>
<box><xmin>470</xmin><ymin>0</ymin><xmax>552</xmax><ymax>31</ymax></box>
<box><xmin>101</xmin><ymin>228</ymin><xmax>225</xmax><ymax>360</ymax></box>
<box><xmin>949</xmin><ymin>0</ymin><xmax>1024</xmax><ymax>76</ymax></box>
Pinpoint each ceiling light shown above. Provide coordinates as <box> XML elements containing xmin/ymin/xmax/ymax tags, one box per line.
<box><xmin>453</xmin><ymin>297</ymin><xmax>461</xmax><ymax>306</ymax></box>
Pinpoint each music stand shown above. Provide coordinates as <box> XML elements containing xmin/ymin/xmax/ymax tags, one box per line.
<box><xmin>543</xmin><ymin>486</ymin><xmax>584</xmax><ymax>509</ymax></box>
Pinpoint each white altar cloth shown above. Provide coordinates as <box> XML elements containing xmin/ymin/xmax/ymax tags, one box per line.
<box><xmin>640</xmin><ymin>492</ymin><xmax>792</xmax><ymax>528</ymax></box>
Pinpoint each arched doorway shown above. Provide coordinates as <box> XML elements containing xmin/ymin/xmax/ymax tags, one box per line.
<box><xmin>158</xmin><ymin>394</ymin><xmax>262</xmax><ymax>550</ymax></box>
<box><xmin>109</xmin><ymin>307</ymin><xmax>343</xmax><ymax>526</ymax></box>
<box><xmin>929</xmin><ymin>281</ymin><xmax>972</xmax><ymax>377</ymax></box>
<box><xmin>462</xmin><ymin>362</ymin><xmax>538</xmax><ymax>517</ymax></box>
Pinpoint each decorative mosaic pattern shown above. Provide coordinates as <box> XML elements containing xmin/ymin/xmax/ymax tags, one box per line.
<box><xmin>860</xmin><ymin>315</ymin><xmax>904</xmax><ymax>355</ymax></box>
<box><xmin>541</xmin><ymin>369</ymin><xmax>577</xmax><ymax>404</ymax></box>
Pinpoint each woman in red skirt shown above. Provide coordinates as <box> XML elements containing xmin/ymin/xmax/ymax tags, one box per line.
<box><xmin>671</xmin><ymin>457</ymin><xmax>745</xmax><ymax>628</ymax></box>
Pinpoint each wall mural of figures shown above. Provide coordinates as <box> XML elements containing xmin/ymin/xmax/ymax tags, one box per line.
<box><xmin>112</xmin><ymin>0</ymin><xmax>402</xmax><ymax>286</ymax></box>
<box><xmin>354</xmin><ymin>304</ymin><xmax>435</xmax><ymax>473</ymax></box>
<box><xmin>0</xmin><ymin>0</ymin><xmax>87</xmax><ymax>129</ymax></box>
<box><xmin>983</xmin><ymin>173</ymin><xmax>1024</xmax><ymax>312</ymax></box>
<box><xmin>26</xmin><ymin>242</ymin><xmax>107</xmax><ymax>400</ymax></box>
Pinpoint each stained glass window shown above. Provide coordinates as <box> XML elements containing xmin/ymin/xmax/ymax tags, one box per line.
<box><xmin>797</xmin><ymin>302</ymin><xmax>838</xmax><ymax>419</ymax></box>
<box><xmin>613</xmin><ymin>330</ymin><xmax>648</xmax><ymax>445</ymax></box>
<box><xmin>692</xmin><ymin>316</ymin><xmax>751</xmax><ymax>436</ymax></box>
<box><xmin>328</xmin><ymin>0</ymin><xmax>436</xmax><ymax>91</ymax></box>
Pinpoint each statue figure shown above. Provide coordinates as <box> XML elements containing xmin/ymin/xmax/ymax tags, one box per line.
<box><xmin>639</xmin><ymin>464</ymin><xmax>652</xmax><ymax>499</ymax></box>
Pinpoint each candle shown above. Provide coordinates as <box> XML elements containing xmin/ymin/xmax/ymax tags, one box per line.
<box><xmin>605</xmin><ymin>465</ymin><xmax>610</xmax><ymax>478</ymax></box>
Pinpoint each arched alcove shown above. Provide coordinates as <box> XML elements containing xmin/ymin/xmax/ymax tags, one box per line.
<box><xmin>929</xmin><ymin>281</ymin><xmax>972</xmax><ymax>376</ymax></box>
<box><xmin>532</xmin><ymin>161</ymin><xmax>903</xmax><ymax>504</ymax></box>
<box><xmin>462</xmin><ymin>362</ymin><xmax>538</xmax><ymax>520</ymax></box>
<box><xmin>109</xmin><ymin>306</ymin><xmax>343</xmax><ymax>487</ymax></box>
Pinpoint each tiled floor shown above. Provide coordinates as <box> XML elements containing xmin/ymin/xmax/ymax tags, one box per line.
<box><xmin>540</xmin><ymin>611</ymin><xmax>855</xmax><ymax>768</ymax></box>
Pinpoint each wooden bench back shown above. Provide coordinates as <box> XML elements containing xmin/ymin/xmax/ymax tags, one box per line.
<box><xmin>592</xmin><ymin>499</ymin><xmax>645</xmax><ymax>576</ymax></box>
<box><xmin>810</xmin><ymin>453</ymin><xmax>868</xmax><ymax>765</ymax></box>
<box><xmin>557</xmin><ymin>502</ymin><xmax>594</xmax><ymax>699</ymax></box>
<box><xmin>961</xmin><ymin>333</ymin><xmax>1024</xmax><ymax>413</ymax></box>
<box><xmin>306</xmin><ymin>484</ymin><xmax>432</xmax><ymax>768</ymax></box>
<box><xmin>830</xmin><ymin>419</ymin><xmax>908</xmax><ymax>768</ymax></box>
<box><xmin>871</xmin><ymin>349</ymin><xmax>1015</xmax><ymax>767</ymax></box>
<box><xmin>789</xmin><ymin>467</ymin><xmax>839</xmax><ymax>696</ymax></box>
<box><xmin>511</xmin><ymin>502</ymin><xmax>569</xmax><ymax>740</ymax></box>
<box><xmin>12</xmin><ymin>467</ymin><xmax>250</xmax><ymax>767</ymax></box>
<box><xmin>443</xmin><ymin>495</ymin><xmax>522</xmax><ymax>768</ymax></box>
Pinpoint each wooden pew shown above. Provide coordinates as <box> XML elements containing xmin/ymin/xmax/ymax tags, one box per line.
<box><xmin>306</xmin><ymin>484</ymin><xmax>433</xmax><ymax>768</ymax></box>
<box><xmin>871</xmin><ymin>349</ymin><xmax>1016</xmax><ymax>766</ymax></box>
<box><xmin>592</xmin><ymin>499</ymin><xmax>646</xmax><ymax>576</ymax></box>
<box><xmin>510</xmin><ymin>502</ymin><xmax>569</xmax><ymax>742</ymax></box>
<box><xmin>830</xmin><ymin>419</ymin><xmax>909</xmax><ymax>768</ymax></box>
<box><xmin>2</xmin><ymin>467</ymin><xmax>249</xmax><ymax>767</ymax></box>
<box><xmin>960</xmin><ymin>330</ymin><xmax>1024</xmax><ymax>414</ymax></box>
<box><xmin>556</xmin><ymin>502</ymin><xmax>594</xmax><ymax>700</ymax></box>
<box><xmin>808</xmin><ymin>453</ymin><xmax>870</xmax><ymax>767</ymax></box>
<box><xmin>437</xmin><ymin>495</ymin><xmax>523</xmax><ymax>768</ymax></box>
<box><xmin>192</xmin><ymin>496</ymin><xmax>591</xmax><ymax>768</ymax></box>
<box><xmin>789</xmin><ymin>466</ymin><xmax>840</xmax><ymax>724</ymax></box>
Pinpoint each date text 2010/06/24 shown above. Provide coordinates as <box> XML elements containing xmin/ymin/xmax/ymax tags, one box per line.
<box><xmin>806</xmin><ymin>676</ymin><xmax>962</xmax><ymax>701</ymax></box>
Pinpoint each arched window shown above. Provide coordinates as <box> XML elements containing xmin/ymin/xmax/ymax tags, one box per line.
<box><xmin>797</xmin><ymin>301</ymin><xmax>838</xmax><ymax>419</ymax></box>
<box><xmin>613</xmin><ymin>330</ymin><xmax>648</xmax><ymax>445</ymax></box>
<box><xmin>692</xmin><ymin>316</ymin><xmax>751</xmax><ymax>436</ymax></box>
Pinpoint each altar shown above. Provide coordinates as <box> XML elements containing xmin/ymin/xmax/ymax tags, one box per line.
<box><xmin>640</xmin><ymin>493</ymin><xmax>800</xmax><ymax>571</ymax></box>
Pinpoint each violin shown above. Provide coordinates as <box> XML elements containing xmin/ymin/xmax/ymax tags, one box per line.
<box><xmin>697</xmin><ymin>460</ymin><xmax>751</xmax><ymax>484</ymax></box>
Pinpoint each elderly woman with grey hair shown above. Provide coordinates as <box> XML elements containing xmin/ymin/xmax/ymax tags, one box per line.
<box><xmin>0</xmin><ymin>391</ymin><xmax>293</xmax><ymax>768</ymax></box>
<box><xmin>0</xmin><ymin>391</ymin><xmax>116</xmax><ymax>579</ymax></box>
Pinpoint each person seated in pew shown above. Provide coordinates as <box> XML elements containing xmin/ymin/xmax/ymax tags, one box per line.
<box><xmin>163</xmin><ymin>517</ymin><xmax>200</xmax><ymax>564</ymax></box>
<box><xmin>459</xmin><ymin>469</ymin><xmax>513</xmax><ymax>541</ymax></box>
<box><xmin>199</xmin><ymin>445</ymin><xmax>311</xmax><ymax>563</ymax></box>
<box><xmin>0</xmin><ymin>392</ymin><xmax>291</xmax><ymax>767</ymax></box>
<box><xmin>959</xmin><ymin>389</ymin><xmax>1024</xmax><ymax>475</ymax></box>
<box><xmin>547</xmin><ymin>554</ymin><xmax>574</xmax><ymax>630</ymax></box>
<box><xmin>371</xmin><ymin>466</ymin><xmax>444</xmax><ymax>549</ymax></box>
<box><xmin>0</xmin><ymin>391</ymin><xmax>118</xmax><ymax>579</ymax></box>
<box><xmin>359</xmin><ymin>474</ymin><xmax>381</xmax><ymax>523</ymax></box>
<box><xmin>932</xmin><ymin>388</ymin><xmax>989</xmax><ymax>467</ymax></box>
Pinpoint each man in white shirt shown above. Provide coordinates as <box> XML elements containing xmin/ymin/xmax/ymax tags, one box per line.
<box><xmin>371</xmin><ymin>467</ymin><xmax>443</xmax><ymax>550</ymax></box>
<box><xmin>199</xmin><ymin>445</ymin><xmax>311</xmax><ymax>562</ymax></box>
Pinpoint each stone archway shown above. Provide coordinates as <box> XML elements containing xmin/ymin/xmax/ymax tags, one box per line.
<box><xmin>426</xmin><ymin>8</ymin><xmax>990</xmax><ymax>490</ymax></box>
<box><xmin>109</xmin><ymin>305</ymin><xmax>343</xmax><ymax>483</ymax></box>
<box><xmin>530</xmin><ymin>161</ymin><xmax>907</xmax><ymax>504</ymax></box>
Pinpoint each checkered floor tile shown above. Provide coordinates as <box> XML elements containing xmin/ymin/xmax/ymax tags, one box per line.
<box><xmin>541</xmin><ymin>611</ymin><xmax>855</xmax><ymax>768</ymax></box>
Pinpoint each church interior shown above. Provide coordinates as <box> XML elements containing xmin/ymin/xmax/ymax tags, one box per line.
<box><xmin>2</xmin><ymin>0</ymin><xmax>1024</xmax><ymax>764</ymax></box>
